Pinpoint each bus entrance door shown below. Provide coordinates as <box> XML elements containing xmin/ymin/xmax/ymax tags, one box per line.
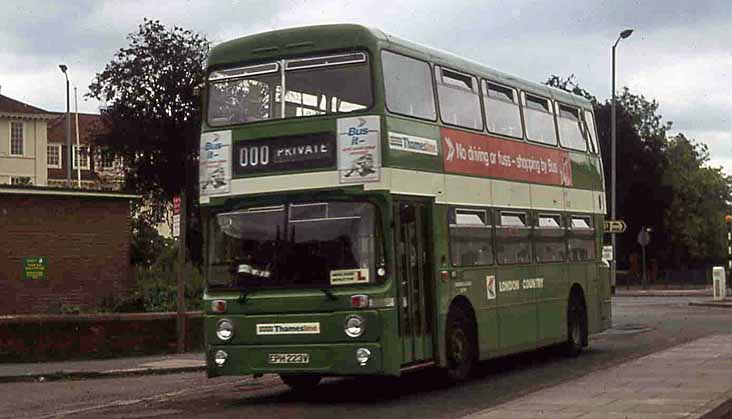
<box><xmin>396</xmin><ymin>201</ymin><xmax>434</xmax><ymax>365</ymax></box>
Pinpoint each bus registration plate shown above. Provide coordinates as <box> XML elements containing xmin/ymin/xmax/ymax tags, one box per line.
<box><xmin>268</xmin><ymin>353</ymin><xmax>310</xmax><ymax>364</ymax></box>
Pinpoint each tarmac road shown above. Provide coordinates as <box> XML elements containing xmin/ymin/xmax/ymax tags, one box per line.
<box><xmin>2</xmin><ymin>296</ymin><xmax>731</xmax><ymax>419</ymax></box>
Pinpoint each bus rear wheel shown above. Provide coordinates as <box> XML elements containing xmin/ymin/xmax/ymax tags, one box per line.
<box><xmin>279</xmin><ymin>374</ymin><xmax>322</xmax><ymax>392</ymax></box>
<box><xmin>444</xmin><ymin>306</ymin><xmax>477</xmax><ymax>382</ymax></box>
<box><xmin>563</xmin><ymin>294</ymin><xmax>586</xmax><ymax>357</ymax></box>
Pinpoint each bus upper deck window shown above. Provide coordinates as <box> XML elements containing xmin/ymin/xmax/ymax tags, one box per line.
<box><xmin>522</xmin><ymin>93</ymin><xmax>557</xmax><ymax>146</ymax></box>
<box><xmin>557</xmin><ymin>103</ymin><xmax>587</xmax><ymax>152</ymax></box>
<box><xmin>483</xmin><ymin>81</ymin><xmax>523</xmax><ymax>139</ymax></box>
<box><xmin>436</xmin><ymin>67</ymin><xmax>482</xmax><ymax>130</ymax></box>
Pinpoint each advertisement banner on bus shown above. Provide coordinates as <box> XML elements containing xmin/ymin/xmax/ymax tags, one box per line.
<box><xmin>200</xmin><ymin>130</ymin><xmax>232</xmax><ymax>195</ymax></box>
<box><xmin>441</xmin><ymin>128</ymin><xmax>572</xmax><ymax>186</ymax></box>
<box><xmin>338</xmin><ymin>116</ymin><xmax>381</xmax><ymax>184</ymax></box>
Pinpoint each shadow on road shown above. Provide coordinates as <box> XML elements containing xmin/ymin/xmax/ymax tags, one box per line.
<box><xmin>228</xmin><ymin>343</ymin><xmax>605</xmax><ymax>408</ymax></box>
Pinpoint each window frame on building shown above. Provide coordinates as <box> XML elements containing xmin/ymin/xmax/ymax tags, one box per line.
<box><xmin>10</xmin><ymin>121</ymin><xmax>24</xmax><ymax>156</ymax></box>
<box><xmin>47</xmin><ymin>143</ymin><xmax>62</xmax><ymax>168</ymax></box>
<box><xmin>10</xmin><ymin>176</ymin><xmax>32</xmax><ymax>185</ymax></box>
<box><xmin>72</xmin><ymin>145</ymin><xmax>91</xmax><ymax>170</ymax></box>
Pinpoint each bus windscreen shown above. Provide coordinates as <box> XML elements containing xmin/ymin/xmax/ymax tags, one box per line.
<box><xmin>207</xmin><ymin>202</ymin><xmax>380</xmax><ymax>289</ymax></box>
<box><xmin>207</xmin><ymin>52</ymin><xmax>372</xmax><ymax>126</ymax></box>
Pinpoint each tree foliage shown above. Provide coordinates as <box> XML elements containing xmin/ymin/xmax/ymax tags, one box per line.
<box><xmin>88</xmin><ymin>19</ymin><xmax>209</xmax><ymax>262</ymax></box>
<box><xmin>662</xmin><ymin>134</ymin><xmax>731</xmax><ymax>265</ymax></box>
<box><xmin>546</xmin><ymin>74</ymin><xmax>731</xmax><ymax>270</ymax></box>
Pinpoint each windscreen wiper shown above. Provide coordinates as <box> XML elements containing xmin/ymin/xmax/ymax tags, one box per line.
<box><xmin>319</xmin><ymin>287</ymin><xmax>338</xmax><ymax>301</ymax></box>
<box><xmin>238</xmin><ymin>289</ymin><xmax>250</xmax><ymax>304</ymax></box>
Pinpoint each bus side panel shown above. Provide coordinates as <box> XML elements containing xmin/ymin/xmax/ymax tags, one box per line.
<box><xmin>584</xmin><ymin>261</ymin><xmax>601</xmax><ymax>334</ymax></box>
<box><xmin>535</xmin><ymin>262</ymin><xmax>567</xmax><ymax>344</ymax></box>
<box><xmin>458</xmin><ymin>268</ymin><xmax>499</xmax><ymax>360</ymax></box>
<box><xmin>381</xmin><ymin>307</ymin><xmax>403</xmax><ymax>375</ymax></box>
<box><xmin>496</xmin><ymin>264</ymin><xmax>537</xmax><ymax>351</ymax></box>
<box><xmin>598</xmin><ymin>262</ymin><xmax>612</xmax><ymax>332</ymax></box>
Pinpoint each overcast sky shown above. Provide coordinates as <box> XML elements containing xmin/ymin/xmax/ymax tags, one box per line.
<box><xmin>1</xmin><ymin>0</ymin><xmax>730</xmax><ymax>171</ymax></box>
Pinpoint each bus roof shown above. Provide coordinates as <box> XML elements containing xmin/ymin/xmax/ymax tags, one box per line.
<box><xmin>207</xmin><ymin>24</ymin><xmax>593</xmax><ymax>110</ymax></box>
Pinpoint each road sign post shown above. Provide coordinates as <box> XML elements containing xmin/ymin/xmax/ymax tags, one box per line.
<box><xmin>725</xmin><ymin>215</ymin><xmax>732</xmax><ymax>288</ymax></box>
<box><xmin>637</xmin><ymin>226</ymin><xmax>651</xmax><ymax>290</ymax></box>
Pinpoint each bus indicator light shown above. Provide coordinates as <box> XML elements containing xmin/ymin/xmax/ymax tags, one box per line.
<box><xmin>351</xmin><ymin>295</ymin><xmax>369</xmax><ymax>309</ymax></box>
<box><xmin>211</xmin><ymin>300</ymin><xmax>227</xmax><ymax>313</ymax></box>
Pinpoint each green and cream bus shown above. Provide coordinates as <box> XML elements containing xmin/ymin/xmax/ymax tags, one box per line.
<box><xmin>200</xmin><ymin>24</ymin><xmax>611</xmax><ymax>390</ymax></box>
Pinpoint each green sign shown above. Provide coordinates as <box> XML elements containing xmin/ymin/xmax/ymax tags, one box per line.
<box><xmin>23</xmin><ymin>257</ymin><xmax>47</xmax><ymax>280</ymax></box>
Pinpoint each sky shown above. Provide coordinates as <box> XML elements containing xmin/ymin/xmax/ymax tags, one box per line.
<box><xmin>1</xmin><ymin>0</ymin><xmax>730</xmax><ymax>172</ymax></box>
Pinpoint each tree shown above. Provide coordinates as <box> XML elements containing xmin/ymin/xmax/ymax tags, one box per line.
<box><xmin>545</xmin><ymin>74</ymin><xmax>597</xmax><ymax>104</ymax></box>
<box><xmin>88</xmin><ymin>19</ymin><xmax>209</xmax><ymax>262</ymax></box>
<box><xmin>662</xmin><ymin>134</ymin><xmax>732</xmax><ymax>266</ymax></box>
<box><xmin>546</xmin><ymin>74</ymin><xmax>732</xmax><ymax>271</ymax></box>
<box><xmin>547</xmin><ymin>76</ymin><xmax>670</xmax><ymax>266</ymax></box>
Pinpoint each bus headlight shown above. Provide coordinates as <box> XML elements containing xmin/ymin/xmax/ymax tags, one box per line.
<box><xmin>344</xmin><ymin>315</ymin><xmax>365</xmax><ymax>338</ymax></box>
<box><xmin>356</xmin><ymin>348</ymin><xmax>371</xmax><ymax>366</ymax></box>
<box><xmin>214</xmin><ymin>350</ymin><xmax>228</xmax><ymax>367</ymax></box>
<box><xmin>216</xmin><ymin>319</ymin><xmax>234</xmax><ymax>341</ymax></box>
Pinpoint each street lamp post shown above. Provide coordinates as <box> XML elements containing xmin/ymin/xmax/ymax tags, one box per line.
<box><xmin>59</xmin><ymin>64</ymin><xmax>71</xmax><ymax>183</ymax></box>
<box><xmin>611</xmin><ymin>29</ymin><xmax>633</xmax><ymax>293</ymax></box>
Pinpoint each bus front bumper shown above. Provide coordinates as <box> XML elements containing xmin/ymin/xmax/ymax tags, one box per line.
<box><xmin>207</xmin><ymin>342</ymin><xmax>383</xmax><ymax>377</ymax></box>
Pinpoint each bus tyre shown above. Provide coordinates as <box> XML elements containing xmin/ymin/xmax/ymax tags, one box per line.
<box><xmin>563</xmin><ymin>295</ymin><xmax>586</xmax><ymax>357</ymax></box>
<box><xmin>444</xmin><ymin>306</ymin><xmax>477</xmax><ymax>382</ymax></box>
<box><xmin>279</xmin><ymin>374</ymin><xmax>322</xmax><ymax>392</ymax></box>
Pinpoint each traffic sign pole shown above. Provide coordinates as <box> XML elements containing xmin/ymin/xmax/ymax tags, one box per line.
<box><xmin>726</xmin><ymin>215</ymin><xmax>732</xmax><ymax>287</ymax></box>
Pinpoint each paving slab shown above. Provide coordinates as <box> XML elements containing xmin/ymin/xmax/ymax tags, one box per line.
<box><xmin>465</xmin><ymin>335</ymin><xmax>732</xmax><ymax>419</ymax></box>
<box><xmin>617</xmin><ymin>287</ymin><xmax>714</xmax><ymax>297</ymax></box>
<box><xmin>690</xmin><ymin>299</ymin><xmax>732</xmax><ymax>308</ymax></box>
<box><xmin>0</xmin><ymin>353</ymin><xmax>205</xmax><ymax>382</ymax></box>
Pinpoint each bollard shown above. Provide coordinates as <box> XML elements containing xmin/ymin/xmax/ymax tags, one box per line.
<box><xmin>712</xmin><ymin>266</ymin><xmax>726</xmax><ymax>301</ymax></box>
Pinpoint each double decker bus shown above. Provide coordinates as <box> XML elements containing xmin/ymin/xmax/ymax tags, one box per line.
<box><xmin>200</xmin><ymin>24</ymin><xmax>611</xmax><ymax>390</ymax></box>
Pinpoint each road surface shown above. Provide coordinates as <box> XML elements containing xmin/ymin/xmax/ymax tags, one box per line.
<box><xmin>2</xmin><ymin>297</ymin><xmax>731</xmax><ymax>419</ymax></box>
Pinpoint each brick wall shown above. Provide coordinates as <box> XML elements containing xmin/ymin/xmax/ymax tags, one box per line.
<box><xmin>0</xmin><ymin>312</ymin><xmax>203</xmax><ymax>362</ymax></box>
<box><xmin>0</xmin><ymin>193</ymin><xmax>133</xmax><ymax>314</ymax></box>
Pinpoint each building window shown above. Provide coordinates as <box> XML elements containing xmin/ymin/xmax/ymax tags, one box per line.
<box><xmin>10</xmin><ymin>122</ymin><xmax>24</xmax><ymax>155</ymax></box>
<box><xmin>101</xmin><ymin>149</ymin><xmax>115</xmax><ymax>169</ymax></box>
<box><xmin>73</xmin><ymin>145</ymin><xmax>90</xmax><ymax>170</ymax></box>
<box><xmin>11</xmin><ymin>176</ymin><xmax>32</xmax><ymax>185</ymax></box>
<box><xmin>47</xmin><ymin>144</ymin><xmax>62</xmax><ymax>168</ymax></box>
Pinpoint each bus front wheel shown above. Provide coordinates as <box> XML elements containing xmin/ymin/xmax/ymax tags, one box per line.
<box><xmin>279</xmin><ymin>374</ymin><xmax>322</xmax><ymax>392</ymax></box>
<box><xmin>444</xmin><ymin>306</ymin><xmax>477</xmax><ymax>382</ymax></box>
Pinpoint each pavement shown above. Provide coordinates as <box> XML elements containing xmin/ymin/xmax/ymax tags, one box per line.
<box><xmin>690</xmin><ymin>298</ymin><xmax>732</xmax><ymax>308</ymax></box>
<box><xmin>616</xmin><ymin>286</ymin><xmax>715</xmax><ymax>297</ymax></box>
<box><xmin>0</xmin><ymin>352</ymin><xmax>205</xmax><ymax>383</ymax></box>
<box><xmin>466</xmin><ymin>334</ymin><xmax>732</xmax><ymax>419</ymax></box>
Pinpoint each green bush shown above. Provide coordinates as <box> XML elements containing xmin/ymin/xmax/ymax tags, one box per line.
<box><xmin>100</xmin><ymin>242</ymin><xmax>204</xmax><ymax>313</ymax></box>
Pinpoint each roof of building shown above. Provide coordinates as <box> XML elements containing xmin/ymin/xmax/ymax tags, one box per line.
<box><xmin>0</xmin><ymin>93</ymin><xmax>57</xmax><ymax>119</ymax></box>
<box><xmin>47</xmin><ymin>112</ymin><xmax>108</xmax><ymax>145</ymax></box>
